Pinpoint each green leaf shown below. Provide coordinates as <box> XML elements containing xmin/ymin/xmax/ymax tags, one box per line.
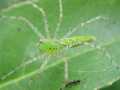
<box><xmin>100</xmin><ymin>79</ymin><xmax>120</xmax><ymax>90</ymax></box>
<box><xmin>0</xmin><ymin>0</ymin><xmax>120</xmax><ymax>90</ymax></box>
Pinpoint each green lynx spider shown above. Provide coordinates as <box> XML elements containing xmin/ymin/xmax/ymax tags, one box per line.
<box><xmin>0</xmin><ymin>0</ymin><xmax>118</xmax><ymax>89</ymax></box>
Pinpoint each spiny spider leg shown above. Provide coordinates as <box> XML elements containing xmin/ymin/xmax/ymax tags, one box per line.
<box><xmin>62</xmin><ymin>43</ymin><xmax>119</xmax><ymax>77</ymax></box>
<box><xmin>85</xmin><ymin>43</ymin><xmax>120</xmax><ymax>70</ymax></box>
<box><xmin>0</xmin><ymin>54</ymin><xmax>45</xmax><ymax>80</ymax></box>
<box><xmin>38</xmin><ymin>56</ymin><xmax>50</xmax><ymax>74</ymax></box>
<box><xmin>54</xmin><ymin>0</ymin><xmax>63</xmax><ymax>38</ymax></box>
<box><xmin>63</xmin><ymin>16</ymin><xmax>108</xmax><ymax>38</ymax></box>
<box><xmin>60</xmin><ymin>57</ymin><xmax>81</xmax><ymax>90</ymax></box>
<box><xmin>97</xmin><ymin>46</ymin><xmax>120</xmax><ymax>69</ymax></box>
<box><xmin>60</xmin><ymin>44</ymin><xmax>119</xmax><ymax>89</ymax></box>
<box><xmin>1</xmin><ymin>0</ymin><xmax>50</xmax><ymax>38</ymax></box>
<box><xmin>30</xmin><ymin>2</ymin><xmax>50</xmax><ymax>38</ymax></box>
<box><xmin>26</xmin><ymin>56</ymin><xmax>50</xmax><ymax>83</ymax></box>
<box><xmin>0</xmin><ymin>15</ymin><xmax>44</xmax><ymax>39</ymax></box>
<box><xmin>1</xmin><ymin>0</ymin><xmax>36</xmax><ymax>12</ymax></box>
<box><xmin>64</xmin><ymin>58</ymin><xmax>69</xmax><ymax>82</ymax></box>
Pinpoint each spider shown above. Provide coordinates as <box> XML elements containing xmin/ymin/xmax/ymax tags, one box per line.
<box><xmin>0</xmin><ymin>0</ymin><xmax>118</xmax><ymax>90</ymax></box>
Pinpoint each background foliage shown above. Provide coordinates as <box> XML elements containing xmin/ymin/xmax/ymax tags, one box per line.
<box><xmin>0</xmin><ymin>0</ymin><xmax>120</xmax><ymax>90</ymax></box>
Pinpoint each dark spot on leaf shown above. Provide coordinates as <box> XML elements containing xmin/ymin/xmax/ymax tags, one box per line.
<box><xmin>17</xmin><ymin>28</ymin><xmax>22</xmax><ymax>32</ymax></box>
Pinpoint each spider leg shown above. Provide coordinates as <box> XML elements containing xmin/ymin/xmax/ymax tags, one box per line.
<box><xmin>63</xmin><ymin>16</ymin><xmax>108</xmax><ymax>38</ymax></box>
<box><xmin>30</xmin><ymin>2</ymin><xmax>50</xmax><ymax>38</ymax></box>
<box><xmin>1</xmin><ymin>0</ymin><xmax>33</xmax><ymax>12</ymax></box>
<box><xmin>1</xmin><ymin>0</ymin><xmax>50</xmax><ymax>38</ymax></box>
<box><xmin>0</xmin><ymin>15</ymin><xmax>44</xmax><ymax>39</ymax></box>
<box><xmin>64</xmin><ymin>58</ymin><xmax>69</xmax><ymax>82</ymax></box>
<box><xmin>85</xmin><ymin>43</ymin><xmax>120</xmax><ymax>70</ymax></box>
<box><xmin>60</xmin><ymin>43</ymin><xmax>119</xmax><ymax>90</ymax></box>
<box><xmin>60</xmin><ymin>57</ymin><xmax>81</xmax><ymax>90</ymax></box>
<box><xmin>0</xmin><ymin>54</ymin><xmax>45</xmax><ymax>80</ymax></box>
<box><xmin>37</xmin><ymin>55</ymin><xmax>50</xmax><ymax>74</ymax></box>
<box><xmin>54</xmin><ymin>0</ymin><xmax>63</xmax><ymax>39</ymax></box>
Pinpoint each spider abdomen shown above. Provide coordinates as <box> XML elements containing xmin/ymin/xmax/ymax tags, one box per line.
<box><xmin>60</xmin><ymin>35</ymin><xmax>96</xmax><ymax>48</ymax></box>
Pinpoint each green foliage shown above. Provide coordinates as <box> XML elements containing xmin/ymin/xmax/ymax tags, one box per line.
<box><xmin>0</xmin><ymin>0</ymin><xmax>120</xmax><ymax>90</ymax></box>
<box><xmin>101</xmin><ymin>79</ymin><xmax>120</xmax><ymax>90</ymax></box>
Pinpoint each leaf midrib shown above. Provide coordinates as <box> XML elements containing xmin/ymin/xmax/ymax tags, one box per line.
<box><xmin>0</xmin><ymin>37</ymin><xmax>119</xmax><ymax>89</ymax></box>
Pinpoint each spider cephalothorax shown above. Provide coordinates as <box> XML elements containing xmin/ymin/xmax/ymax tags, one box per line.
<box><xmin>38</xmin><ymin>39</ymin><xmax>63</xmax><ymax>54</ymax></box>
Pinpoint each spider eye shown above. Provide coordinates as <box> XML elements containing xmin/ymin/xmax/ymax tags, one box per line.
<box><xmin>39</xmin><ymin>40</ymin><xmax>43</xmax><ymax>43</ymax></box>
<box><xmin>55</xmin><ymin>47</ymin><xmax>58</xmax><ymax>50</ymax></box>
<box><xmin>49</xmin><ymin>48</ymin><xmax>52</xmax><ymax>50</ymax></box>
<box><xmin>39</xmin><ymin>39</ymin><xmax>45</xmax><ymax>43</ymax></box>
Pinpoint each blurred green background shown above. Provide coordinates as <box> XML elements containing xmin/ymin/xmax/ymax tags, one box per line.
<box><xmin>0</xmin><ymin>0</ymin><xmax>120</xmax><ymax>90</ymax></box>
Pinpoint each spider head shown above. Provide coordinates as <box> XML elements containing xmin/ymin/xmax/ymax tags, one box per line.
<box><xmin>38</xmin><ymin>39</ymin><xmax>63</xmax><ymax>55</ymax></box>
